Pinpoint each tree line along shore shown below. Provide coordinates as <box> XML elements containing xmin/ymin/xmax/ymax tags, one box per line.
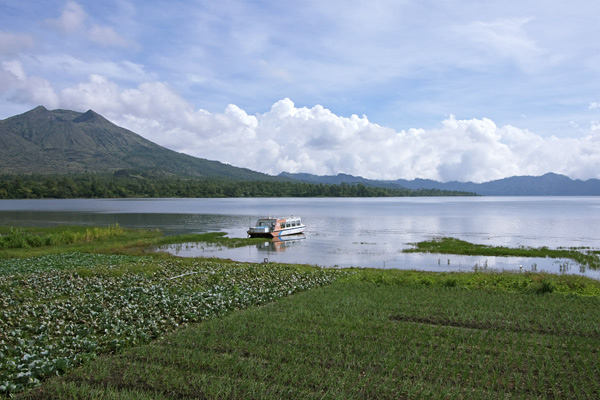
<box><xmin>0</xmin><ymin>174</ymin><xmax>477</xmax><ymax>199</ymax></box>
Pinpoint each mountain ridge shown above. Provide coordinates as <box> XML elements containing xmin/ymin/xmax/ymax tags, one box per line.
<box><xmin>0</xmin><ymin>106</ymin><xmax>274</xmax><ymax>180</ymax></box>
<box><xmin>279</xmin><ymin>172</ymin><xmax>600</xmax><ymax>196</ymax></box>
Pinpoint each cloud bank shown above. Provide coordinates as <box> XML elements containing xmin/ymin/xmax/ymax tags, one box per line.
<box><xmin>3</xmin><ymin>62</ymin><xmax>598</xmax><ymax>183</ymax></box>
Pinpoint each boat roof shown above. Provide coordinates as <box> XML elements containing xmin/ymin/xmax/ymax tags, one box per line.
<box><xmin>257</xmin><ymin>216</ymin><xmax>301</xmax><ymax>221</ymax></box>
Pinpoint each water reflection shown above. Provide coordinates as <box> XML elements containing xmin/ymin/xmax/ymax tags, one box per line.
<box><xmin>160</xmin><ymin>237</ymin><xmax>600</xmax><ymax>280</ymax></box>
<box><xmin>3</xmin><ymin>197</ymin><xmax>600</xmax><ymax>280</ymax></box>
<box><xmin>256</xmin><ymin>235</ymin><xmax>307</xmax><ymax>253</ymax></box>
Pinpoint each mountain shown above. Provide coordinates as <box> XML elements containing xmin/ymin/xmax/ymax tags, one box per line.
<box><xmin>395</xmin><ymin>173</ymin><xmax>600</xmax><ymax>195</ymax></box>
<box><xmin>279</xmin><ymin>172</ymin><xmax>600</xmax><ymax>196</ymax></box>
<box><xmin>0</xmin><ymin>106</ymin><xmax>273</xmax><ymax>180</ymax></box>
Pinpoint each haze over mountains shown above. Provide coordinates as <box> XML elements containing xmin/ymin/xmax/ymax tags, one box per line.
<box><xmin>2</xmin><ymin>106</ymin><xmax>599</xmax><ymax>196</ymax></box>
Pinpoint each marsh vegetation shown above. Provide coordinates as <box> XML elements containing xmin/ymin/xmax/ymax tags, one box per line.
<box><xmin>405</xmin><ymin>237</ymin><xmax>600</xmax><ymax>270</ymax></box>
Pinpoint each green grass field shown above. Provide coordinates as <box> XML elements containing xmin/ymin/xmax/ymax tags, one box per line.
<box><xmin>1</xmin><ymin>227</ymin><xmax>599</xmax><ymax>399</ymax></box>
<box><xmin>16</xmin><ymin>273</ymin><xmax>600</xmax><ymax>399</ymax></box>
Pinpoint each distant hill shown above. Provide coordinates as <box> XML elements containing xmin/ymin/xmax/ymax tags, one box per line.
<box><xmin>0</xmin><ymin>106</ymin><xmax>273</xmax><ymax>180</ymax></box>
<box><xmin>279</xmin><ymin>172</ymin><xmax>600</xmax><ymax>196</ymax></box>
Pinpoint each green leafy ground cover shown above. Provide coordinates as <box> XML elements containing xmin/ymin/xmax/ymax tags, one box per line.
<box><xmin>0</xmin><ymin>253</ymin><xmax>148</xmax><ymax>276</ymax></box>
<box><xmin>18</xmin><ymin>270</ymin><xmax>600</xmax><ymax>399</ymax></box>
<box><xmin>0</xmin><ymin>253</ymin><xmax>347</xmax><ymax>395</ymax></box>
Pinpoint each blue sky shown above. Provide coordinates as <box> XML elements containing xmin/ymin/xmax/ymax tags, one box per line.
<box><xmin>1</xmin><ymin>0</ymin><xmax>600</xmax><ymax>182</ymax></box>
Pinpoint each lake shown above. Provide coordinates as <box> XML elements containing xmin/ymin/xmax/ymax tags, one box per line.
<box><xmin>1</xmin><ymin>197</ymin><xmax>599</xmax><ymax>279</ymax></box>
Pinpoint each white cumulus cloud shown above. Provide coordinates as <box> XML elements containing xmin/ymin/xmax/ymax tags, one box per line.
<box><xmin>1</xmin><ymin>60</ymin><xmax>59</xmax><ymax>108</ymax></box>
<box><xmin>6</xmin><ymin>72</ymin><xmax>600</xmax><ymax>183</ymax></box>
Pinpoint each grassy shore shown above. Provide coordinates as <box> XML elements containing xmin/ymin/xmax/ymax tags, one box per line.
<box><xmin>0</xmin><ymin>226</ymin><xmax>261</xmax><ymax>259</ymax></box>
<box><xmin>1</xmin><ymin>227</ymin><xmax>600</xmax><ymax>398</ymax></box>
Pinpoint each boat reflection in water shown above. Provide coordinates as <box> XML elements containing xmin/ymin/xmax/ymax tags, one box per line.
<box><xmin>256</xmin><ymin>234</ymin><xmax>306</xmax><ymax>253</ymax></box>
<box><xmin>158</xmin><ymin>233</ymin><xmax>307</xmax><ymax>259</ymax></box>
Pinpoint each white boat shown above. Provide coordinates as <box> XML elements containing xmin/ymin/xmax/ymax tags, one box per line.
<box><xmin>247</xmin><ymin>216</ymin><xmax>305</xmax><ymax>238</ymax></box>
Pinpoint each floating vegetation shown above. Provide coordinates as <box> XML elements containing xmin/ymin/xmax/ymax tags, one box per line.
<box><xmin>0</xmin><ymin>253</ymin><xmax>348</xmax><ymax>394</ymax></box>
<box><xmin>405</xmin><ymin>237</ymin><xmax>600</xmax><ymax>270</ymax></box>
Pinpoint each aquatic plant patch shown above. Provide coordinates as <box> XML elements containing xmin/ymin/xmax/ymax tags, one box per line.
<box><xmin>0</xmin><ymin>253</ymin><xmax>348</xmax><ymax>395</ymax></box>
<box><xmin>156</xmin><ymin>232</ymin><xmax>269</xmax><ymax>250</ymax></box>
<box><xmin>405</xmin><ymin>237</ymin><xmax>600</xmax><ymax>269</ymax></box>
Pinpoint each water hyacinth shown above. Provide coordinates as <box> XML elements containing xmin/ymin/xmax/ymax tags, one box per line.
<box><xmin>0</xmin><ymin>253</ymin><xmax>349</xmax><ymax>394</ymax></box>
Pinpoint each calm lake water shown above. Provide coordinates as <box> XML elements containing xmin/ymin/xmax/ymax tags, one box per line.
<box><xmin>1</xmin><ymin>197</ymin><xmax>599</xmax><ymax>279</ymax></box>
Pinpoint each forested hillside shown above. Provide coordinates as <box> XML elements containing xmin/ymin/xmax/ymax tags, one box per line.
<box><xmin>0</xmin><ymin>106</ymin><xmax>272</xmax><ymax>180</ymax></box>
<box><xmin>0</xmin><ymin>174</ymin><xmax>475</xmax><ymax>199</ymax></box>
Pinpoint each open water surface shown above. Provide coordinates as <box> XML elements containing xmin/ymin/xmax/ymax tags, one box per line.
<box><xmin>1</xmin><ymin>197</ymin><xmax>599</xmax><ymax>279</ymax></box>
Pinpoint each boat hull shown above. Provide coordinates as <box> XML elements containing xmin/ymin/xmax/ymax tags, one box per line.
<box><xmin>248</xmin><ymin>226</ymin><xmax>305</xmax><ymax>238</ymax></box>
